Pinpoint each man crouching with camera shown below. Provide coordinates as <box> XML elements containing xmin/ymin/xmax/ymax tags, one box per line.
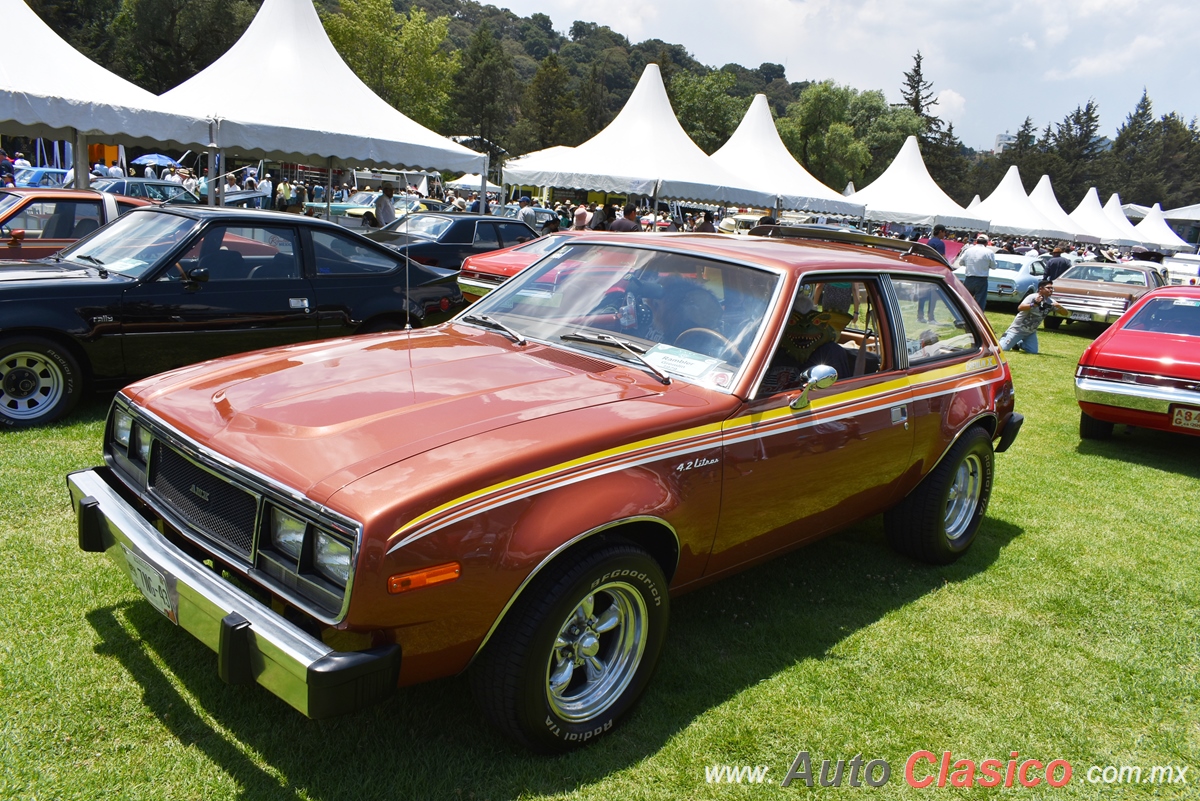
<box><xmin>998</xmin><ymin>280</ymin><xmax>1066</xmax><ymax>354</ymax></box>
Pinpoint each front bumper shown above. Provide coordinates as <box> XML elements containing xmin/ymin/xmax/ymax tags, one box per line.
<box><xmin>68</xmin><ymin>467</ymin><xmax>400</xmax><ymax>719</ymax></box>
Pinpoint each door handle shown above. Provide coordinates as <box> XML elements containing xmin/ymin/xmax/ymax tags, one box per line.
<box><xmin>289</xmin><ymin>297</ymin><xmax>310</xmax><ymax>311</ymax></box>
<box><xmin>891</xmin><ymin>405</ymin><xmax>909</xmax><ymax>429</ymax></box>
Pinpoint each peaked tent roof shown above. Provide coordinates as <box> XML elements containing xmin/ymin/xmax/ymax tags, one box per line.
<box><xmin>1103</xmin><ymin>193</ymin><xmax>1151</xmax><ymax>246</ymax></box>
<box><xmin>446</xmin><ymin>173</ymin><xmax>501</xmax><ymax>192</ymax></box>
<box><xmin>1068</xmin><ymin>187</ymin><xmax>1139</xmax><ymax>246</ymax></box>
<box><xmin>1162</xmin><ymin>202</ymin><xmax>1200</xmax><ymax>222</ymax></box>
<box><xmin>849</xmin><ymin>137</ymin><xmax>988</xmax><ymax>229</ymax></box>
<box><xmin>710</xmin><ymin>95</ymin><xmax>863</xmax><ymax>215</ymax></box>
<box><xmin>1133</xmin><ymin>203</ymin><xmax>1191</xmax><ymax>251</ymax></box>
<box><xmin>0</xmin><ymin>0</ymin><xmax>208</xmax><ymax>146</ymax></box>
<box><xmin>158</xmin><ymin>0</ymin><xmax>484</xmax><ymax>172</ymax></box>
<box><xmin>842</xmin><ymin>182</ymin><xmax>855</xmax><ymax>196</ymax></box>
<box><xmin>503</xmin><ymin>64</ymin><xmax>775</xmax><ymax>207</ymax></box>
<box><xmin>967</xmin><ymin>194</ymin><xmax>982</xmax><ymax>209</ymax></box>
<box><xmin>972</xmin><ymin>166</ymin><xmax>1071</xmax><ymax>239</ymax></box>
<box><xmin>1028</xmin><ymin>175</ymin><xmax>1099</xmax><ymax>244</ymax></box>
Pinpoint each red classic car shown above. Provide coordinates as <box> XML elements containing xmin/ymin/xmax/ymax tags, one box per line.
<box><xmin>69</xmin><ymin>229</ymin><xmax>1022</xmax><ymax>751</ymax></box>
<box><xmin>1075</xmin><ymin>285</ymin><xmax>1200</xmax><ymax>438</ymax></box>
<box><xmin>0</xmin><ymin>188</ymin><xmax>150</xmax><ymax>259</ymax></box>
<box><xmin>457</xmin><ymin>230</ymin><xmax>584</xmax><ymax>301</ymax></box>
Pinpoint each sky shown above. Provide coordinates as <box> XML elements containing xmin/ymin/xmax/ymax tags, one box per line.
<box><xmin>492</xmin><ymin>0</ymin><xmax>1200</xmax><ymax>151</ymax></box>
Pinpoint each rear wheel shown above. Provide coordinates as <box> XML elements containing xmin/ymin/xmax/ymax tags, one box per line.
<box><xmin>885</xmin><ymin>427</ymin><xmax>993</xmax><ymax>564</ymax></box>
<box><xmin>1079</xmin><ymin>410</ymin><xmax>1114</xmax><ymax>440</ymax></box>
<box><xmin>0</xmin><ymin>336</ymin><xmax>83</xmax><ymax>428</ymax></box>
<box><xmin>471</xmin><ymin>542</ymin><xmax>669</xmax><ymax>752</ymax></box>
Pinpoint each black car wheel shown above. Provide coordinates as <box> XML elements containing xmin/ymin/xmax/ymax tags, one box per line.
<box><xmin>885</xmin><ymin>427</ymin><xmax>993</xmax><ymax>564</ymax></box>
<box><xmin>1079</xmin><ymin>410</ymin><xmax>1114</xmax><ymax>440</ymax></box>
<box><xmin>471</xmin><ymin>542</ymin><xmax>669</xmax><ymax>752</ymax></box>
<box><xmin>0</xmin><ymin>336</ymin><xmax>83</xmax><ymax>428</ymax></box>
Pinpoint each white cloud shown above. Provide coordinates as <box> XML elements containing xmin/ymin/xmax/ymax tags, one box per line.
<box><xmin>937</xmin><ymin>89</ymin><xmax>966</xmax><ymax>124</ymax></box>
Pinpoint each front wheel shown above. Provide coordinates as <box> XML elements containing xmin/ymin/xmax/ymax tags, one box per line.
<box><xmin>0</xmin><ymin>336</ymin><xmax>83</xmax><ymax>428</ymax></box>
<box><xmin>885</xmin><ymin>427</ymin><xmax>994</xmax><ymax>564</ymax></box>
<box><xmin>471</xmin><ymin>543</ymin><xmax>669</xmax><ymax>752</ymax></box>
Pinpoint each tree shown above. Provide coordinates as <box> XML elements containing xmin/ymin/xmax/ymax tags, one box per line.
<box><xmin>1109</xmin><ymin>90</ymin><xmax>1160</xmax><ymax>204</ymax></box>
<box><xmin>1053</xmin><ymin>99</ymin><xmax>1105</xmax><ymax>202</ymax></box>
<box><xmin>108</xmin><ymin>0</ymin><xmax>257</xmax><ymax>93</ymax></box>
<box><xmin>451</xmin><ymin>23</ymin><xmax>520</xmax><ymax>164</ymax></box>
<box><xmin>900</xmin><ymin>50</ymin><xmax>940</xmax><ymax>134</ymax></box>
<box><xmin>669</xmin><ymin>70</ymin><xmax>748</xmax><ymax>154</ymax></box>
<box><xmin>518</xmin><ymin>53</ymin><xmax>584</xmax><ymax>151</ymax></box>
<box><xmin>323</xmin><ymin>2</ymin><xmax>457</xmax><ymax>129</ymax></box>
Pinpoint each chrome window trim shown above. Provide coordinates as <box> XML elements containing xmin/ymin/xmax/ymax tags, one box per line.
<box><xmin>110</xmin><ymin>395</ymin><xmax>362</xmax><ymax>625</ymax></box>
<box><xmin>466</xmin><ymin>515</ymin><xmax>680</xmax><ymax>667</ymax></box>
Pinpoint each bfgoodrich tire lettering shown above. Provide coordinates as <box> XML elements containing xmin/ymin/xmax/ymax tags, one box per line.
<box><xmin>470</xmin><ymin>542</ymin><xmax>669</xmax><ymax>752</ymax></box>
<box><xmin>0</xmin><ymin>336</ymin><xmax>83</xmax><ymax>428</ymax></box>
<box><xmin>885</xmin><ymin>426</ymin><xmax>994</xmax><ymax>564</ymax></box>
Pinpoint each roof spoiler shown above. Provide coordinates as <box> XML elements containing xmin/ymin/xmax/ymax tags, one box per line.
<box><xmin>748</xmin><ymin>225</ymin><xmax>951</xmax><ymax>268</ymax></box>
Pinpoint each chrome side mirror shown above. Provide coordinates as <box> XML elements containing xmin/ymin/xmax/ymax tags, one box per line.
<box><xmin>790</xmin><ymin>364</ymin><xmax>838</xmax><ymax>410</ymax></box>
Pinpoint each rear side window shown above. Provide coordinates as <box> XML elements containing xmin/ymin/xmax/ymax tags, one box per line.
<box><xmin>496</xmin><ymin>222</ymin><xmax>535</xmax><ymax>247</ymax></box>
<box><xmin>5</xmin><ymin>200</ymin><xmax>102</xmax><ymax>239</ymax></box>
<box><xmin>890</xmin><ymin>277</ymin><xmax>981</xmax><ymax>365</ymax></box>
<box><xmin>473</xmin><ymin>222</ymin><xmax>500</xmax><ymax>248</ymax></box>
<box><xmin>311</xmin><ymin>229</ymin><xmax>397</xmax><ymax>275</ymax></box>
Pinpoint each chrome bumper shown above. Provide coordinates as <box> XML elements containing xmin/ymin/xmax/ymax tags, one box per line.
<box><xmin>457</xmin><ymin>276</ymin><xmax>500</xmax><ymax>299</ymax></box>
<box><xmin>1075</xmin><ymin>377</ymin><xmax>1200</xmax><ymax>414</ymax></box>
<box><xmin>68</xmin><ymin>467</ymin><xmax>399</xmax><ymax>719</ymax></box>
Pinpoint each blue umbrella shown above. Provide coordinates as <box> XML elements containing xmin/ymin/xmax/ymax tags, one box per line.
<box><xmin>132</xmin><ymin>153</ymin><xmax>181</xmax><ymax>168</ymax></box>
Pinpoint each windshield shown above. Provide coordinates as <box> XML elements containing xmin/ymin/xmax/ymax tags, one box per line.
<box><xmin>348</xmin><ymin>192</ymin><xmax>377</xmax><ymax>205</ymax></box>
<box><xmin>0</xmin><ymin>191</ymin><xmax>22</xmax><ymax>220</ymax></box>
<box><xmin>994</xmin><ymin>256</ymin><xmax>1025</xmax><ymax>272</ymax></box>
<box><xmin>1062</xmin><ymin>264</ymin><xmax>1148</xmax><ymax>286</ymax></box>
<box><xmin>382</xmin><ymin>214</ymin><xmax>452</xmax><ymax>238</ymax></box>
<box><xmin>1124</xmin><ymin>297</ymin><xmax>1200</xmax><ymax>336</ymax></box>
<box><xmin>466</xmin><ymin>243</ymin><xmax>782</xmax><ymax>390</ymax></box>
<box><xmin>58</xmin><ymin>210</ymin><xmax>199</xmax><ymax>278</ymax></box>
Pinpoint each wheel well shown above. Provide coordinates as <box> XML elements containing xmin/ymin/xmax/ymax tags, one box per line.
<box><xmin>0</xmin><ymin>328</ymin><xmax>93</xmax><ymax>384</ymax></box>
<box><xmin>972</xmin><ymin>414</ymin><xmax>997</xmax><ymax>439</ymax></box>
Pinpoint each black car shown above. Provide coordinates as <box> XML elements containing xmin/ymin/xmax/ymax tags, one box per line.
<box><xmin>0</xmin><ymin>206</ymin><xmax>464</xmax><ymax>428</ymax></box>
<box><xmin>364</xmin><ymin>212</ymin><xmax>538</xmax><ymax>270</ymax></box>
<box><xmin>90</xmin><ymin>178</ymin><xmax>201</xmax><ymax>204</ymax></box>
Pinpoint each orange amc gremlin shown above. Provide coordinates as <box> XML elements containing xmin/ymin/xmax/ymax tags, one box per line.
<box><xmin>69</xmin><ymin>226</ymin><xmax>1023</xmax><ymax>752</ymax></box>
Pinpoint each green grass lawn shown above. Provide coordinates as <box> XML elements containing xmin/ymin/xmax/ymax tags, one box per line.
<box><xmin>1</xmin><ymin>310</ymin><xmax>1197</xmax><ymax>800</ymax></box>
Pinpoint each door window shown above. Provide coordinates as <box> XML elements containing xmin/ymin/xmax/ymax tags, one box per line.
<box><xmin>496</xmin><ymin>222</ymin><xmax>536</xmax><ymax>247</ymax></box>
<box><xmin>311</xmin><ymin>229</ymin><xmax>398</xmax><ymax>275</ymax></box>
<box><xmin>473</xmin><ymin>222</ymin><xmax>500</xmax><ymax>248</ymax></box>
<box><xmin>6</xmin><ymin>200</ymin><xmax>102</xmax><ymax>239</ymax></box>
<box><xmin>889</xmin><ymin>278</ymin><xmax>981</xmax><ymax>365</ymax></box>
<box><xmin>166</xmin><ymin>225</ymin><xmax>300</xmax><ymax>281</ymax></box>
<box><xmin>759</xmin><ymin>278</ymin><xmax>891</xmax><ymax>397</ymax></box>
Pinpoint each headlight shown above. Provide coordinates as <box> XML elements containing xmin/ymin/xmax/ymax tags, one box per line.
<box><xmin>271</xmin><ymin>507</ymin><xmax>307</xmax><ymax>561</ymax></box>
<box><xmin>313</xmin><ymin>530</ymin><xmax>352</xmax><ymax>586</ymax></box>
<box><xmin>131</xmin><ymin>424</ymin><xmax>152</xmax><ymax>464</ymax></box>
<box><xmin>113</xmin><ymin>409</ymin><xmax>133</xmax><ymax>447</ymax></box>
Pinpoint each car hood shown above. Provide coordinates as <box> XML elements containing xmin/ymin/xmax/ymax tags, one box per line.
<box><xmin>123</xmin><ymin>326</ymin><xmax>663</xmax><ymax>503</ymax></box>
<box><xmin>0</xmin><ymin>260</ymin><xmax>124</xmax><ymax>285</ymax></box>
<box><xmin>1052</xmin><ymin>278</ymin><xmax>1146</xmax><ymax>299</ymax></box>
<box><xmin>1093</xmin><ymin>328</ymin><xmax>1200</xmax><ymax>380</ymax></box>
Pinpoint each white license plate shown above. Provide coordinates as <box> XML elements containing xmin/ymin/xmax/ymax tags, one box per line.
<box><xmin>1171</xmin><ymin>406</ymin><xmax>1200</xmax><ymax>431</ymax></box>
<box><xmin>122</xmin><ymin>545</ymin><xmax>178</xmax><ymax>624</ymax></box>
<box><xmin>1069</xmin><ymin>311</ymin><xmax>1093</xmax><ymax>322</ymax></box>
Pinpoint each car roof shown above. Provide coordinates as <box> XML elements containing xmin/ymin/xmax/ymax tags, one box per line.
<box><xmin>124</xmin><ymin>204</ymin><xmax>355</xmax><ymax>232</ymax></box>
<box><xmin>0</xmin><ymin>187</ymin><xmax>118</xmax><ymax>201</ymax></box>
<box><xmin>550</xmin><ymin>230</ymin><xmax>951</xmax><ymax>275</ymax></box>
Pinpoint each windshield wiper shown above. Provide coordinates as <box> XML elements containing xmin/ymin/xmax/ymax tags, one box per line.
<box><xmin>461</xmin><ymin>313</ymin><xmax>527</xmax><ymax>345</ymax></box>
<box><xmin>561</xmin><ymin>331</ymin><xmax>671</xmax><ymax>385</ymax></box>
<box><xmin>73</xmin><ymin>254</ymin><xmax>108</xmax><ymax>277</ymax></box>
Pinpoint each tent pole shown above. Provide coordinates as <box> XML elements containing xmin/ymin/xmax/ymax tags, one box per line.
<box><xmin>480</xmin><ymin>156</ymin><xmax>489</xmax><ymax>216</ymax></box>
<box><xmin>206</xmin><ymin>151</ymin><xmax>216</xmax><ymax>206</ymax></box>
<box><xmin>326</xmin><ymin>156</ymin><xmax>333</xmax><ymax>220</ymax></box>
<box><xmin>650</xmin><ymin>188</ymin><xmax>658</xmax><ymax>233</ymax></box>
<box><xmin>72</xmin><ymin>129</ymin><xmax>88</xmax><ymax>190</ymax></box>
<box><xmin>217</xmin><ymin>149</ymin><xmax>226</xmax><ymax>206</ymax></box>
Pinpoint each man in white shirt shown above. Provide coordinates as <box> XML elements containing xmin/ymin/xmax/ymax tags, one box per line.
<box><xmin>182</xmin><ymin>171</ymin><xmax>197</xmax><ymax>194</ymax></box>
<box><xmin>959</xmin><ymin>233</ymin><xmax>997</xmax><ymax>310</ymax></box>
<box><xmin>143</xmin><ymin>164</ymin><xmax>157</xmax><ymax>180</ymax></box>
<box><xmin>374</xmin><ymin>181</ymin><xmax>397</xmax><ymax>227</ymax></box>
<box><xmin>258</xmin><ymin>174</ymin><xmax>273</xmax><ymax>207</ymax></box>
<box><xmin>163</xmin><ymin>166</ymin><xmax>183</xmax><ymax>185</ymax></box>
<box><xmin>12</xmin><ymin>152</ymin><xmax>30</xmax><ymax>168</ymax></box>
<box><xmin>107</xmin><ymin>160</ymin><xmax>124</xmax><ymax>178</ymax></box>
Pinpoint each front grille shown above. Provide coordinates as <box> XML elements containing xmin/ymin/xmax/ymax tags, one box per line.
<box><xmin>1055</xmin><ymin>292</ymin><xmax>1128</xmax><ymax>315</ymax></box>
<box><xmin>150</xmin><ymin>443</ymin><xmax>258</xmax><ymax>558</ymax></box>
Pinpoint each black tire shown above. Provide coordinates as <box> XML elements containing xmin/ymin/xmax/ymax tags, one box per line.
<box><xmin>1079</xmin><ymin>410</ymin><xmax>1114</xmax><ymax>440</ymax></box>
<box><xmin>470</xmin><ymin>542</ymin><xmax>669</xmax><ymax>753</ymax></box>
<box><xmin>885</xmin><ymin>426</ymin><xmax>993</xmax><ymax>564</ymax></box>
<box><xmin>1043</xmin><ymin>316</ymin><xmax>1063</xmax><ymax>330</ymax></box>
<box><xmin>0</xmin><ymin>335</ymin><xmax>83</xmax><ymax>428</ymax></box>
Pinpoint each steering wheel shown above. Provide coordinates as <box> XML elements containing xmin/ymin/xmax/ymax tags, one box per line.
<box><xmin>674</xmin><ymin>327</ymin><xmax>744</xmax><ymax>363</ymax></box>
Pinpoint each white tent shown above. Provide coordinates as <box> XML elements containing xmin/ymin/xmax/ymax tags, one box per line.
<box><xmin>503</xmin><ymin>64</ymin><xmax>776</xmax><ymax>208</ymax></box>
<box><xmin>1121</xmin><ymin>203</ymin><xmax>1153</xmax><ymax>221</ymax></box>
<box><xmin>849</xmin><ymin>137</ymin><xmax>988</xmax><ymax>230</ymax></box>
<box><xmin>842</xmin><ymin>182</ymin><xmax>855</xmax><ymax>197</ymax></box>
<box><xmin>1068</xmin><ymin>188</ymin><xmax>1140</xmax><ymax>246</ymax></box>
<box><xmin>158</xmin><ymin>0</ymin><xmax>484</xmax><ymax>174</ymax></box>
<box><xmin>972</xmin><ymin>166</ymin><xmax>1072</xmax><ymax>239</ymax></box>
<box><xmin>1103</xmin><ymin>193</ymin><xmax>1151</xmax><ymax>246</ymax></box>
<box><xmin>447</xmin><ymin>173</ymin><xmax>501</xmax><ymax>192</ymax></box>
<box><xmin>967</xmin><ymin>194</ymin><xmax>982</xmax><ymax>209</ymax></box>
<box><xmin>1133</xmin><ymin>203</ymin><xmax>1191</xmax><ymax>251</ymax></box>
<box><xmin>1028</xmin><ymin>175</ymin><xmax>1099</xmax><ymax>244</ymax></box>
<box><xmin>0</xmin><ymin>0</ymin><xmax>209</xmax><ymax>180</ymax></box>
<box><xmin>1163</xmin><ymin>202</ymin><xmax>1200</xmax><ymax>223</ymax></box>
<box><xmin>710</xmin><ymin>94</ymin><xmax>863</xmax><ymax>216</ymax></box>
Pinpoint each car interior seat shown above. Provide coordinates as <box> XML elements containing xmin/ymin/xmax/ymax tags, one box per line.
<box><xmin>248</xmin><ymin>252</ymin><xmax>299</xmax><ymax>280</ymax></box>
<box><xmin>72</xmin><ymin>218</ymin><xmax>99</xmax><ymax>238</ymax></box>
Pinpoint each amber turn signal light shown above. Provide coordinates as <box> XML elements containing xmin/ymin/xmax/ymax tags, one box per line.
<box><xmin>388</xmin><ymin>562</ymin><xmax>461</xmax><ymax>594</ymax></box>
